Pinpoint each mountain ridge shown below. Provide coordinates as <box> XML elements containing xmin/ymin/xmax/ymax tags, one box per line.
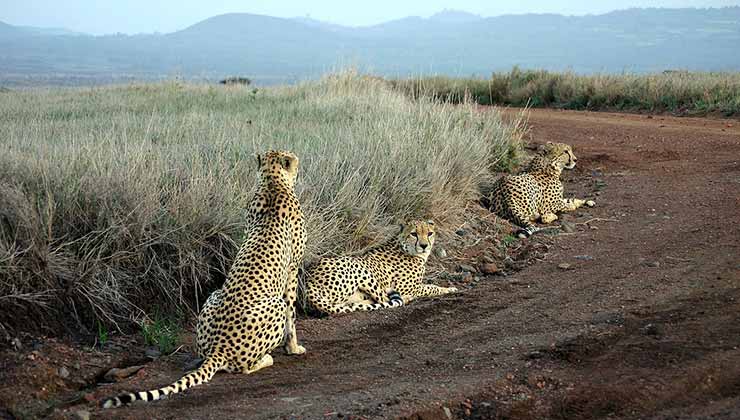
<box><xmin>1</xmin><ymin>7</ymin><xmax>739</xmax><ymax>86</ymax></box>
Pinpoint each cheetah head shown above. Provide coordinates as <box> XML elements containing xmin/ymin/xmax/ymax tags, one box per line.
<box><xmin>399</xmin><ymin>220</ymin><xmax>435</xmax><ymax>257</ymax></box>
<box><xmin>541</xmin><ymin>142</ymin><xmax>577</xmax><ymax>170</ymax></box>
<box><xmin>257</xmin><ymin>150</ymin><xmax>299</xmax><ymax>188</ymax></box>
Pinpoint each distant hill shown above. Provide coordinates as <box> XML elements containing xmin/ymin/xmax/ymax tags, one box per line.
<box><xmin>1</xmin><ymin>7</ymin><xmax>739</xmax><ymax>86</ymax></box>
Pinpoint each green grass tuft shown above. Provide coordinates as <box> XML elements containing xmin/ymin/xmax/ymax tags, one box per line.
<box><xmin>391</xmin><ymin>67</ymin><xmax>740</xmax><ymax>116</ymax></box>
<box><xmin>141</xmin><ymin>311</ymin><xmax>181</xmax><ymax>354</ymax></box>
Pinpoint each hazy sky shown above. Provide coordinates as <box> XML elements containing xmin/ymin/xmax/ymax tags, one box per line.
<box><xmin>2</xmin><ymin>0</ymin><xmax>738</xmax><ymax>34</ymax></box>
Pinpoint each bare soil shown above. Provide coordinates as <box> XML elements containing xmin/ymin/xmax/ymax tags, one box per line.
<box><xmin>2</xmin><ymin>109</ymin><xmax>739</xmax><ymax>419</ymax></box>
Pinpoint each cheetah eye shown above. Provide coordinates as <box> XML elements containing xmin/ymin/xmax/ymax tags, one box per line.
<box><xmin>410</xmin><ymin>232</ymin><xmax>418</xmax><ymax>238</ymax></box>
<box><xmin>427</xmin><ymin>232</ymin><xmax>433</xmax><ymax>237</ymax></box>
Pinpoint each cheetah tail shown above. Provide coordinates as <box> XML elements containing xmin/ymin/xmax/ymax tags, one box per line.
<box><xmin>101</xmin><ymin>355</ymin><xmax>222</xmax><ymax>408</ymax></box>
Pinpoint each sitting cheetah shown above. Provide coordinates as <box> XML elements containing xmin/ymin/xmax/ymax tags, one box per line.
<box><xmin>305</xmin><ymin>220</ymin><xmax>457</xmax><ymax>315</ymax></box>
<box><xmin>102</xmin><ymin>150</ymin><xmax>306</xmax><ymax>408</ymax></box>
<box><xmin>488</xmin><ymin>142</ymin><xmax>595</xmax><ymax>238</ymax></box>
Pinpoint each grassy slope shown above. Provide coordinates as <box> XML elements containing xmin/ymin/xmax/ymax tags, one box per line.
<box><xmin>391</xmin><ymin>69</ymin><xmax>740</xmax><ymax>116</ymax></box>
<box><xmin>0</xmin><ymin>73</ymin><xmax>522</xmax><ymax>336</ymax></box>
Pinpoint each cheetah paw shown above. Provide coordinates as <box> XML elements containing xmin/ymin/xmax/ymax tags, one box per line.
<box><xmin>586</xmin><ymin>200</ymin><xmax>596</xmax><ymax>207</ymax></box>
<box><xmin>447</xmin><ymin>287</ymin><xmax>459</xmax><ymax>293</ymax></box>
<box><xmin>286</xmin><ymin>344</ymin><xmax>306</xmax><ymax>355</ymax></box>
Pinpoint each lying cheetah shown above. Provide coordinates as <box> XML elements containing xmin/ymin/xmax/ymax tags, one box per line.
<box><xmin>102</xmin><ymin>150</ymin><xmax>306</xmax><ymax>408</ymax></box>
<box><xmin>488</xmin><ymin>142</ymin><xmax>595</xmax><ymax>238</ymax></box>
<box><xmin>305</xmin><ymin>220</ymin><xmax>457</xmax><ymax>315</ymax></box>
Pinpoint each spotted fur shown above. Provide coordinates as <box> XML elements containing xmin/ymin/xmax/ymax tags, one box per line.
<box><xmin>102</xmin><ymin>150</ymin><xmax>306</xmax><ymax>408</ymax></box>
<box><xmin>489</xmin><ymin>142</ymin><xmax>595</xmax><ymax>238</ymax></box>
<box><xmin>305</xmin><ymin>220</ymin><xmax>457</xmax><ymax>315</ymax></box>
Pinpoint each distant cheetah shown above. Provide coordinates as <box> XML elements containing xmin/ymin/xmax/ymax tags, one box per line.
<box><xmin>489</xmin><ymin>142</ymin><xmax>595</xmax><ymax>238</ymax></box>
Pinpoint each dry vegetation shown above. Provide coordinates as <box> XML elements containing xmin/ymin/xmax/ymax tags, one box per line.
<box><xmin>0</xmin><ymin>72</ymin><xmax>524</xmax><ymax>337</ymax></box>
<box><xmin>391</xmin><ymin>68</ymin><xmax>740</xmax><ymax>116</ymax></box>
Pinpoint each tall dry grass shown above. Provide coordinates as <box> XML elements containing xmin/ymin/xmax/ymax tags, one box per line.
<box><xmin>391</xmin><ymin>68</ymin><xmax>740</xmax><ymax>116</ymax></box>
<box><xmin>0</xmin><ymin>72</ymin><xmax>523</xmax><ymax>335</ymax></box>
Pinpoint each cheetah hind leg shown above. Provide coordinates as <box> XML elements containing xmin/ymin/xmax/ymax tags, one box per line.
<box><xmin>243</xmin><ymin>354</ymin><xmax>273</xmax><ymax>374</ymax></box>
<box><xmin>540</xmin><ymin>212</ymin><xmax>558</xmax><ymax>224</ymax></box>
<box><xmin>324</xmin><ymin>291</ymin><xmax>404</xmax><ymax>314</ymax></box>
<box><xmin>509</xmin><ymin>203</ymin><xmax>540</xmax><ymax>239</ymax></box>
<box><xmin>348</xmin><ymin>290</ymin><xmax>404</xmax><ymax>307</ymax></box>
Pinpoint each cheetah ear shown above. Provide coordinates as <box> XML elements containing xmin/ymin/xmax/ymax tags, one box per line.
<box><xmin>426</xmin><ymin>220</ymin><xmax>435</xmax><ymax>226</ymax></box>
<box><xmin>398</xmin><ymin>223</ymin><xmax>406</xmax><ymax>234</ymax></box>
<box><xmin>281</xmin><ymin>154</ymin><xmax>297</xmax><ymax>172</ymax></box>
<box><xmin>254</xmin><ymin>153</ymin><xmax>262</xmax><ymax>168</ymax></box>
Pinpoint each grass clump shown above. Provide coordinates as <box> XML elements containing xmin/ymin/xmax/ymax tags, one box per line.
<box><xmin>391</xmin><ymin>67</ymin><xmax>740</xmax><ymax>116</ymax></box>
<box><xmin>141</xmin><ymin>311</ymin><xmax>182</xmax><ymax>354</ymax></box>
<box><xmin>0</xmin><ymin>71</ymin><xmax>524</xmax><ymax>336</ymax></box>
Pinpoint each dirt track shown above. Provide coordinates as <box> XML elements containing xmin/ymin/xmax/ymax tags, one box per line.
<box><xmin>5</xmin><ymin>109</ymin><xmax>740</xmax><ymax>419</ymax></box>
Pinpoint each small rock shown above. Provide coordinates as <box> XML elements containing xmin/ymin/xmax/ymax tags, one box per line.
<box><xmin>560</xmin><ymin>221</ymin><xmax>576</xmax><ymax>233</ymax></box>
<box><xmin>443</xmin><ymin>406</ymin><xmax>453</xmax><ymax>420</ymax></box>
<box><xmin>574</xmin><ymin>255</ymin><xmax>593</xmax><ymax>261</ymax></box>
<box><xmin>434</xmin><ymin>247</ymin><xmax>447</xmax><ymax>258</ymax></box>
<box><xmin>183</xmin><ymin>357</ymin><xmax>204</xmax><ymax>372</ymax></box>
<box><xmin>75</xmin><ymin>410</ymin><xmax>90</xmax><ymax>420</ymax></box>
<box><xmin>58</xmin><ymin>366</ymin><xmax>70</xmax><ymax>379</ymax></box>
<box><xmin>481</xmin><ymin>253</ymin><xmax>495</xmax><ymax>264</ymax></box>
<box><xmin>145</xmin><ymin>346</ymin><xmax>162</xmax><ymax>359</ymax></box>
<box><xmin>503</xmin><ymin>256</ymin><xmax>515</xmax><ymax>269</ymax></box>
<box><xmin>458</xmin><ymin>264</ymin><xmax>476</xmax><ymax>273</ymax></box>
<box><xmin>479</xmin><ymin>263</ymin><xmax>499</xmax><ymax>274</ymax></box>
<box><xmin>642</xmin><ymin>323</ymin><xmax>661</xmax><ymax>336</ymax></box>
<box><xmin>104</xmin><ymin>365</ymin><xmax>145</xmax><ymax>382</ymax></box>
<box><xmin>526</xmin><ymin>350</ymin><xmax>545</xmax><ymax>359</ymax></box>
<box><xmin>591</xmin><ymin>312</ymin><xmax>624</xmax><ymax>325</ymax></box>
<box><xmin>461</xmin><ymin>272</ymin><xmax>474</xmax><ymax>283</ymax></box>
<box><xmin>557</xmin><ymin>263</ymin><xmax>572</xmax><ymax>270</ymax></box>
<box><xmin>73</xmin><ymin>361</ymin><xmax>80</xmax><ymax>370</ymax></box>
<box><xmin>455</xmin><ymin>228</ymin><xmax>467</xmax><ymax>236</ymax></box>
<box><xmin>441</xmin><ymin>271</ymin><xmax>464</xmax><ymax>281</ymax></box>
<box><xmin>647</xmin><ymin>261</ymin><xmax>660</xmax><ymax>268</ymax></box>
<box><xmin>11</xmin><ymin>337</ymin><xmax>22</xmax><ymax>351</ymax></box>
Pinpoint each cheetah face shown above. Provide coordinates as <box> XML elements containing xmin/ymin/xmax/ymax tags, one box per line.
<box><xmin>399</xmin><ymin>220</ymin><xmax>435</xmax><ymax>257</ymax></box>
<box><xmin>257</xmin><ymin>150</ymin><xmax>299</xmax><ymax>188</ymax></box>
<box><xmin>543</xmin><ymin>142</ymin><xmax>577</xmax><ymax>170</ymax></box>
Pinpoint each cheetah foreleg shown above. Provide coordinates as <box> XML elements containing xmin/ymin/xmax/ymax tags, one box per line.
<box><xmin>406</xmin><ymin>284</ymin><xmax>457</xmax><ymax>302</ymax></box>
<box><xmin>283</xmin><ymin>267</ymin><xmax>305</xmax><ymax>355</ymax></box>
<box><xmin>561</xmin><ymin>198</ymin><xmax>596</xmax><ymax>212</ymax></box>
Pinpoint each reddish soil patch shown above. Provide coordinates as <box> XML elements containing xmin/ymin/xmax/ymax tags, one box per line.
<box><xmin>2</xmin><ymin>108</ymin><xmax>739</xmax><ymax>419</ymax></box>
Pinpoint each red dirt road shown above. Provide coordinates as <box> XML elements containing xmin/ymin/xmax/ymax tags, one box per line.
<box><xmin>6</xmin><ymin>109</ymin><xmax>740</xmax><ymax>419</ymax></box>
